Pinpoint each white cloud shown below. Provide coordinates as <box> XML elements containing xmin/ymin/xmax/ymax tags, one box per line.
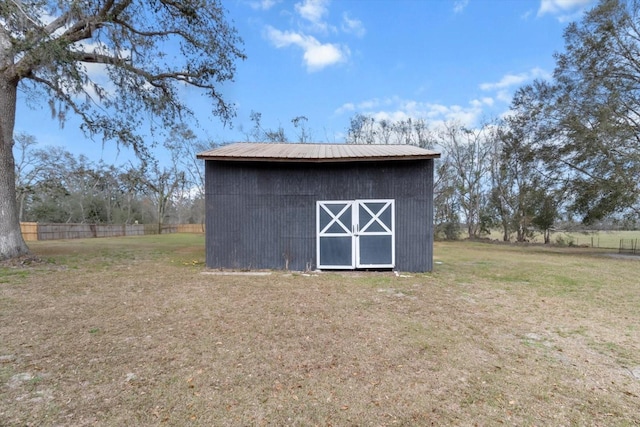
<box><xmin>249</xmin><ymin>0</ymin><xmax>280</xmax><ymax>10</ymax></box>
<box><xmin>294</xmin><ymin>0</ymin><xmax>332</xmax><ymax>33</ymax></box>
<box><xmin>304</xmin><ymin>42</ymin><xmax>348</xmax><ymax>70</ymax></box>
<box><xmin>537</xmin><ymin>0</ymin><xmax>595</xmax><ymax>21</ymax></box>
<box><xmin>262</xmin><ymin>1</ymin><xmax>363</xmax><ymax>72</ymax></box>
<box><xmin>480</xmin><ymin>74</ymin><xmax>528</xmax><ymax>91</ymax></box>
<box><xmin>334</xmin><ymin>68</ymin><xmax>555</xmax><ymax>130</ymax></box>
<box><xmin>335</xmin><ymin>97</ymin><xmax>395</xmax><ymax>114</ymax></box>
<box><xmin>470</xmin><ymin>97</ymin><xmax>494</xmax><ymax>108</ymax></box>
<box><xmin>496</xmin><ymin>90</ymin><xmax>512</xmax><ymax>104</ymax></box>
<box><xmin>342</xmin><ymin>12</ymin><xmax>365</xmax><ymax>37</ymax></box>
<box><xmin>478</xmin><ymin>68</ymin><xmax>551</xmax><ymax>106</ymax></box>
<box><xmin>335</xmin><ymin>102</ymin><xmax>355</xmax><ymax>114</ymax></box>
<box><xmin>335</xmin><ymin>96</ymin><xmax>486</xmax><ymax>128</ymax></box>
<box><xmin>479</xmin><ymin>67</ymin><xmax>550</xmax><ymax>91</ymax></box>
<box><xmin>366</xmin><ymin>103</ymin><xmax>482</xmax><ymax>134</ymax></box>
<box><xmin>538</xmin><ymin>0</ymin><xmax>591</xmax><ymax>14</ymax></box>
<box><xmin>453</xmin><ymin>0</ymin><xmax>469</xmax><ymax>14</ymax></box>
<box><xmin>295</xmin><ymin>0</ymin><xmax>330</xmax><ymax>24</ymax></box>
<box><xmin>265</xmin><ymin>26</ymin><xmax>349</xmax><ymax>71</ymax></box>
<box><xmin>359</xmin><ymin>98</ymin><xmax>384</xmax><ymax>110</ymax></box>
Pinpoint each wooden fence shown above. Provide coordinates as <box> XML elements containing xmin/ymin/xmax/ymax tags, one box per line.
<box><xmin>176</xmin><ymin>223</ymin><xmax>205</xmax><ymax>233</ymax></box>
<box><xmin>619</xmin><ymin>238</ymin><xmax>638</xmax><ymax>255</ymax></box>
<box><xmin>20</xmin><ymin>222</ymin><xmax>204</xmax><ymax>241</ymax></box>
<box><xmin>20</xmin><ymin>222</ymin><xmax>38</xmax><ymax>241</ymax></box>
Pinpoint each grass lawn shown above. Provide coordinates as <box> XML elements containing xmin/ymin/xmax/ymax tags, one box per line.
<box><xmin>1</xmin><ymin>235</ymin><xmax>639</xmax><ymax>426</ymax></box>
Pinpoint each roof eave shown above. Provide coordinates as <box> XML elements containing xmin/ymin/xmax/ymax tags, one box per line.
<box><xmin>196</xmin><ymin>154</ymin><xmax>441</xmax><ymax>162</ymax></box>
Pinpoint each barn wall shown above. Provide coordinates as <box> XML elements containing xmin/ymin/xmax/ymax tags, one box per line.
<box><xmin>205</xmin><ymin>159</ymin><xmax>434</xmax><ymax>272</ymax></box>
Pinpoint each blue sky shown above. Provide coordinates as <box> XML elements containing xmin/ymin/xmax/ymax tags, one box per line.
<box><xmin>14</xmin><ymin>0</ymin><xmax>597</xmax><ymax>165</ymax></box>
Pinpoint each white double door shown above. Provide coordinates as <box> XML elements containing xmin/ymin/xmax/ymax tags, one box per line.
<box><xmin>317</xmin><ymin>199</ymin><xmax>395</xmax><ymax>269</ymax></box>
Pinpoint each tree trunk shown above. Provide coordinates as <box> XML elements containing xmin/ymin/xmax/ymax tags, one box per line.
<box><xmin>0</xmin><ymin>76</ymin><xmax>30</xmax><ymax>260</ymax></box>
<box><xmin>157</xmin><ymin>195</ymin><xmax>164</xmax><ymax>234</ymax></box>
<box><xmin>516</xmin><ymin>210</ymin><xmax>525</xmax><ymax>242</ymax></box>
<box><xmin>18</xmin><ymin>191</ymin><xmax>25</xmax><ymax>222</ymax></box>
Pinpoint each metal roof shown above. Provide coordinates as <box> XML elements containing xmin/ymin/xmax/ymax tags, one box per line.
<box><xmin>197</xmin><ymin>143</ymin><xmax>440</xmax><ymax>163</ymax></box>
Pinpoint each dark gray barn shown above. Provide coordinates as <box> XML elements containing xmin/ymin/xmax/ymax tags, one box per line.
<box><xmin>197</xmin><ymin>143</ymin><xmax>440</xmax><ymax>272</ymax></box>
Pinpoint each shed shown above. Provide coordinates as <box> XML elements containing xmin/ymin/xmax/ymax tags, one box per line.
<box><xmin>196</xmin><ymin>143</ymin><xmax>441</xmax><ymax>272</ymax></box>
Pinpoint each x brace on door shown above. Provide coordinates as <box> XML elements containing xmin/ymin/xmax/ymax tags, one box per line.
<box><xmin>317</xmin><ymin>200</ymin><xmax>395</xmax><ymax>269</ymax></box>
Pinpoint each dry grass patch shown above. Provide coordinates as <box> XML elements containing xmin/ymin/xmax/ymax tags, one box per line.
<box><xmin>1</xmin><ymin>236</ymin><xmax>639</xmax><ymax>425</ymax></box>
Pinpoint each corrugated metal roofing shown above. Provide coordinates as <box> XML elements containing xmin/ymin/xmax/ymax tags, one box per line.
<box><xmin>197</xmin><ymin>142</ymin><xmax>440</xmax><ymax>162</ymax></box>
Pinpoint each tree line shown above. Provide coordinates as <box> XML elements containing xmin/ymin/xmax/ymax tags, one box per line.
<box><xmin>342</xmin><ymin>115</ymin><xmax>566</xmax><ymax>242</ymax></box>
<box><xmin>14</xmin><ymin>126</ymin><xmax>209</xmax><ymax>234</ymax></box>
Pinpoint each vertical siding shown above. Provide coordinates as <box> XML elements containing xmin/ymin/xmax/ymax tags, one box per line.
<box><xmin>392</xmin><ymin>161</ymin><xmax>434</xmax><ymax>272</ymax></box>
<box><xmin>205</xmin><ymin>159</ymin><xmax>435</xmax><ymax>272</ymax></box>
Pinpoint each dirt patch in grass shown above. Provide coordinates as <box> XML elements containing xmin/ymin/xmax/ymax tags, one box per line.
<box><xmin>0</xmin><ymin>255</ymin><xmax>48</xmax><ymax>268</ymax></box>
<box><xmin>1</xmin><ymin>236</ymin><xmax>639</xmax><ymax>425</ymax></box>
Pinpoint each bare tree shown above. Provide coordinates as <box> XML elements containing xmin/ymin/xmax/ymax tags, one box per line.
<box><xmin>346</xmin><ymin>114</ymin><xmax>436</xmax><ymax>147</ymax></box>
<box><xmin>244</xmin><ymin>110</ymin><xmax>288</xmax><ymax>142</ymax></box>
<box><xmin>413</xmin><ymin>119</ymin><xmax>434</xmax><ymax>149</ymax></box>
<box><xmin>437</xmin><ymin>121</ymin><xmax>494</xmax><ymax>239</ymax></box>
<box><xmin>433</xmin><ymin>157</ymin><xmax>462</xmax><ymax>240</ymax></box>
<box><xmin>488</xmin><ymin>84</ymin><xmax>566</xmax><ymax>243</ymax></box>
<box><xmin>292</xmin><ymin>116</ymin><xmax>312</xmax><ymax>143</ymax></box>
<box><xmin>392</xmin><ymin>119</ymin><xmax>412</xmax><ymax>145</ymax></box>
<box><xmin>164</xmin><ymin>125</ymin><xmax>213</xmax><ymax>226</ymax></box>
<box><xmin>140</xmin><ymin>161</ymin><xmax>186</xmax><ymax>234</ymax></box>
<box><xmin>13</xmin><ymin>133</ymin><xmax>40</xmax><ymax>222</ymax></box>
<box><xmin>378</xmin><ymin>119</ymin><xmax>393</xmax><ymax>144</ymax></box>
<box><xmin>346</xmin><ymin>113</ymin><xmax>376</xmax><ymax>144</ymax></box>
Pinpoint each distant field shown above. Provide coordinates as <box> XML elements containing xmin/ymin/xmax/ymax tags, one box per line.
<box><xmin>554</xmin><ymin>230</ymin><xmax>640</xmax><ymax>248</ymax></box>
<box><xmin>483</xmin><ymin>228</ymin><xmax>640</xmax><ymax>249</ymax></box>
<box><xmin>1</xmin><ymin>235</ymin><xmax>639</xmax><ymax>425</ymax></box>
